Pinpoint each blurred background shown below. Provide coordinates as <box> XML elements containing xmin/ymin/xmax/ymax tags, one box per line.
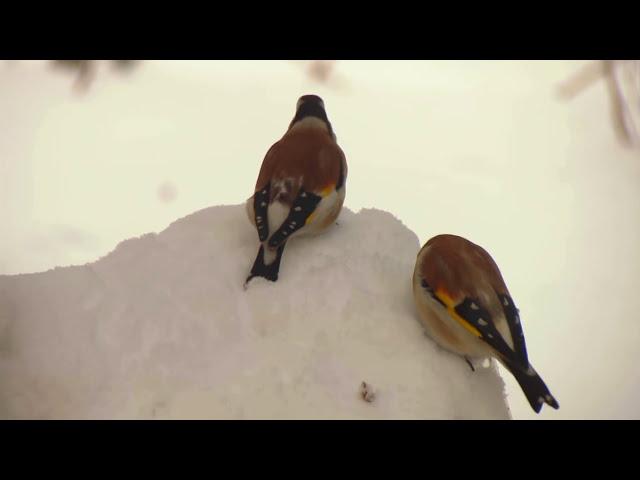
<box><xmin>1</xmin><ymin>60</ymin><xmax>639</xmax><ymax>420</ymax></box>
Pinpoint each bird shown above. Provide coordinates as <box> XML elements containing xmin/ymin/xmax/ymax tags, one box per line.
<box><xmin>412</xmin><ymin>234</ymin><xmax>559</xmax><ymax>414</ymax></box>
<box><xmin>244</xmin><ymin>95</ymin><xmax>347</xmax><ymax>286</ymax></box>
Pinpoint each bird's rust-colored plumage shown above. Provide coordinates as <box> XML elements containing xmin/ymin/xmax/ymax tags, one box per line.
<box><xmin>254</xmin><ymin>127</ymin><xmax>346</xmax><ymax>206</ymax></box>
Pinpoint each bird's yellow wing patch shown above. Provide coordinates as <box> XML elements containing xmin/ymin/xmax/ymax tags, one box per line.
<box><xmin>319</xmin><ymin>183</ymin><xmax>335</xmax><ymax>197</ymax></box>
<box><xmin>434</xmin><ymin>289</ymin><xmax>482</xmax><ymax>338</ymax></box>
<box><xmin>305</xmin><ymin>184</ymin><xmax>334</xmax><ymax>225</ymax></box>
<box><xmin>305</xmin><ymin>212</ymin><xmax>316</xmax><ymax>225</ymax></box>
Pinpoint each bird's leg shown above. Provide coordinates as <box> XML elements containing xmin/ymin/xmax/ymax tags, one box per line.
<box><xmin>464</xmin><ymin>356</ymin><xmax>476</xmax><ymax>372</ymax></box>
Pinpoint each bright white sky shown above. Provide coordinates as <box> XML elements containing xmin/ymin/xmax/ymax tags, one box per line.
<box><xmin>1</xmin><ymin>60</ymin><xmax>639</xmax><ymax>419</ymax></box>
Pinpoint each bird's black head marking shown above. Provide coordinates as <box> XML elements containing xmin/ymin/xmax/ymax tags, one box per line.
<box><xmin>290</xmin><ymin>94</ymin><xmax>333</xmax><ymax>135</ymax></box>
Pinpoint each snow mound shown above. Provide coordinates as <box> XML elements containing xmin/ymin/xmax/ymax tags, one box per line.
<box><xmin>0</xmin><ymin>205</ymin><xmax>510</xmax><ymax>419</ymax></box>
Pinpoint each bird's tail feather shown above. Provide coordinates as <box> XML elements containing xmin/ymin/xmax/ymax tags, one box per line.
<box><xmin>245</xmin><ymin>244</ymin><xmax>286</xmax><ymax>286</ymax></box>
<box><xmin>503</xmin><ymin>359</ymin><xmax>559</xmax><ymax>414</ymax></box>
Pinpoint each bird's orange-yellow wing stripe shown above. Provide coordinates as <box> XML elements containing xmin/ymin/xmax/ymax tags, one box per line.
<box><xmin>433</xmin><ymin>288</ymin><xmax>482</xmax><ymax>338</ymax></box>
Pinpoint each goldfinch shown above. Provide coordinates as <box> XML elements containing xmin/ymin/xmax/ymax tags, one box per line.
<box><xmin>245</xmin><ymin>95</ymin><xmax>347</xmax><ymax>286</ymax></box>
<box><xmin>412</xmin><ymin>234</ymin><xmax>559</xmax><ymax>414</ymax></box>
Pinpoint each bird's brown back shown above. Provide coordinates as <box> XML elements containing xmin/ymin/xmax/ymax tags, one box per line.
<box><xmin>255</xmin><ymin>128</ymin><xmax>346</xmax><ymax>205</ymax></box>
<box><xmin>419</xmin><ymin>234</ymin><xmax>510</xmax><ymax>305</ymax></box>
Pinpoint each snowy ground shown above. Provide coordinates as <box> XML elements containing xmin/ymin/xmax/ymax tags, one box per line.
<box><xmin>0</xmin><ymin>205</ymin><xmax>510</xmax><ymax>419</ymax></box>
<box><xmin>1</xmin><ymin>60</ymin><xmax>639</xmax><ymax>419</ymax></box>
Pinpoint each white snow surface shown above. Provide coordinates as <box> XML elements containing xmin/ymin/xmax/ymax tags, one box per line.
<box><xmin>0</xmin><ymin>205</ymin><xmax>510</xmax><ymax>419</ymax></box>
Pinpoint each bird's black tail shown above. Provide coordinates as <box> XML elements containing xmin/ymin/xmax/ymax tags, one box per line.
<box><xmin>503</xmin><ymin>360</ymin><xmax>559</xmax><ymax>414</ymax></box>
<box><xmin>245</xmin><ymin>244</ymin><xmax>286</xmax><ymax>286</ymax></box>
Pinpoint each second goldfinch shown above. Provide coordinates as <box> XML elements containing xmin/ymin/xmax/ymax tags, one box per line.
<box><xmin>412</xmin><ymin>234</ymin><xmax>559</xmax><ymax>414</ymax></box>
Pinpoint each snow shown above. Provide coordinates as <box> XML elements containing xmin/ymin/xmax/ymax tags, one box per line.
<box><xmin>0</xmin><ymin>205</ymin><xmax>510</xmax><ymax>419</ymax></box>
